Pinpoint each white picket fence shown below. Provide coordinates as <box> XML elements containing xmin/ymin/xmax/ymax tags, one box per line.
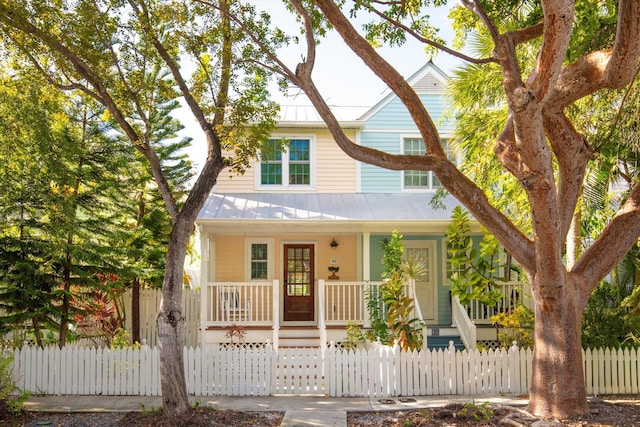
<box><xmin>10</xmin><ymin>343</ymin><xmax>639</xmax><ymax>398</ymax></box>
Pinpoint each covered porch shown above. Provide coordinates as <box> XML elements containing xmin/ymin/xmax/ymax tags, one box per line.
<box><xmin>199</xmin><ymin>279</ymin><xmax>530</xmax><ymax>349</ymax></box>
<box><xmin>196</xmin><ymin>193</ymin><xmax>530</xmax><ymax>349</ymax></box>
<box><xmin>200</xmin><ymin>280</ymin><xmax>385</xmax><ymax>348</ymax></box>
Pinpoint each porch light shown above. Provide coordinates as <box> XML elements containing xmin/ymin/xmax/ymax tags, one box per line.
<box><xmin>330</xmin><ymin>238</ymin><xmax>339</xmax><ymax>248</ymax></box>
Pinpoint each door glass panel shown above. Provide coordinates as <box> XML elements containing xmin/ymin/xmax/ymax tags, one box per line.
<box><xmin>286</xmin><ymin>247</ymin><xmax>311</xmax><ymax>296</ymax></box>
<box><xmin>406</xmin><ymin>247</ymin><xmax>430</xmax><ymax>281</ymax></box>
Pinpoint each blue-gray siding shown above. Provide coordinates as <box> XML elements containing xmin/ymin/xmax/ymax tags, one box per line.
<box><xmin>369</xmin><ymin>233</ymin><xmax>452</xmax><ymax>326</ymax></box>
<box><xmin>359</xmin><ymin>94</ymin><xmax>454</xmax><ymax>193</ymax></box>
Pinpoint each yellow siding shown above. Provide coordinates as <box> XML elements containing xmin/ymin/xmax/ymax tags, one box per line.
<box><xmin>214</xmin><ymin>235</ymin><xmax>244</xmax><ymax>281</ymax></box>
<box><xmin>211</xmin><ymin>234</ymin><xmax>358</xmax><ymax>282</ymax></box>
<box><xmin>314</xmin><ymin>235</ymin><xmax>358</xmax><ymax>282</ymax></box>
<box><xmin>314</xmin><ymin>129</ymin><xmax>357</xmax><ymax>193</ymax></box>
<box><xmin>215</xmin><ymin>127</ymin><xmax>357</xmax><ymax>193</ymax></box>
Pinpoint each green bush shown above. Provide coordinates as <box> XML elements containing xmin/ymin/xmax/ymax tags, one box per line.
<box><xmin>491</xmin><ymin>305</ymin><xmax>534</xmax><ymax>349</ymax></box>
<box><xmin>363</xmin><ymin>230</ymin><xmax>425</xmax><ymax>351</ymax></box>
<box><xmin>0</xmin><ymin>351</ymin><xmax>29</xmax><ymax>414</ymax></box>
<box><xmin>342</xmin><ymin>322</ymin><xmax>366</xmax><ymax>350</ymax></box>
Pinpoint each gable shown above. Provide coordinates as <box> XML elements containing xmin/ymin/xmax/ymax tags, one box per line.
<box><xmin>359</xmin><ymin>61</ymin><xmax>450</xmax><ymax>121</ymax></box>
<box><xmin>412</xmin><ymin>72</ymin><xmax>447</xmax><ymax>95</ymax></box>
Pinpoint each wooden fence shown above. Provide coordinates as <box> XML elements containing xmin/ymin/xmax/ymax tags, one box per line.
<box><xmin>123</xmin><ymin>288</ymin><xmax>200</xmax><ymax>348</ymax></box>
<box><xmin>10</xmin><ymin>343</ymin><xmax>639</xmax><ymax>397</ymax></box>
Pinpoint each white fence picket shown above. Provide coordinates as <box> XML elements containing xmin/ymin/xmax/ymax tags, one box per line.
<box><xmin>10</xmin><ymin>344</ymin><xmax>639</xmax><ymax>398</ymax></box>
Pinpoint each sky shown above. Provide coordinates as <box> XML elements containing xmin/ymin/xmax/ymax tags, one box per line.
<box><xmin>256</xmin><ymin>0</ymin><xmax>461</xmax><ymax>106</ymax></box>
<box><xmin>182</xmin><ymin>1</ymin><xmax>462</xmax><ymax>170</ymax></box>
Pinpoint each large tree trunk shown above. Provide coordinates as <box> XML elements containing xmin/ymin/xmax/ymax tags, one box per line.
<box><xmin>157</xmin><ymin>218</ymin><xmax>192</xmax><ymax>417</ymax></box>
<box><xmin>528</xmin><ymin>274</ymin><xmax>588</xmax><ymax>418</ymax></box>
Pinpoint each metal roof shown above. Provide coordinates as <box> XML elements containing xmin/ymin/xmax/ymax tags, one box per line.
<box><xmin>276</xmin><ymin>104</ymin><xmax>369</xmax><ymax>128</ymax></box>
<box><xmin>197</xmin><ymin>193</ymin><xmax>462</xmax><ymax>222</ymax></box>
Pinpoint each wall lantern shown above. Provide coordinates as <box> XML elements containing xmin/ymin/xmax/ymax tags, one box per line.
<box><xmin>330</xmin><ymin>238</ymin><xmax>339</xmax><ymax>248</ymax></box>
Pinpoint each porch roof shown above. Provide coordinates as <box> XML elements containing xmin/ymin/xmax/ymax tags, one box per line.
<box><xmin>197</xmin><ymin>193</ymin><xmax>463</xmax><ymax>222</ymax></box>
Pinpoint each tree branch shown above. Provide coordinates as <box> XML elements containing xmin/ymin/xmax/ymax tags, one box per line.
<box><xmin>528</xmin><ymin>0</ymin><xmax>574</xmax><ymax>105</ymax></box>
<box><xmin>542</xmin><ymin>111</ymin><xmax>591</xmax><ymax>241</ymax></box>
<box><xmin>573</xmin><ymin>181</ymin><xmax>640</xmax><ymax>295</ymax></box>
<box><xmin>313</xmin><ymin>0</ymin><xmax>443</xmax><ymax>157</ymax></box>
<box><xmin>605</xmin><ymin>0</ymin><xmax>640</xmax><ymax>88</ymax></box>
<box><xmin>545</xmin><ymin>0</ymin><xmax>640</xmax><ymax>110</ymax></box>
<box><xmin>288</xmin><ymin>0</ymin><xmax>535</xmax><ymax>271</ymax></box>
<box><xmin>365</xmin><ymin>3</ymin><xmax>497</xmax><ymax>65</ymax></box>
<box><xmin>461</xmin><ymin>0</ymin><xmax>500</xmax><ymax>41</ymax></box>
<box><xmin>192</xmin><ymin>0</ymin><xmax>300</xmax><ymax>86</ymax></box>
<box><xmin>129</xmin><ymin>0</ymin><xmax>224</xmax><ymax>222</ymax></box>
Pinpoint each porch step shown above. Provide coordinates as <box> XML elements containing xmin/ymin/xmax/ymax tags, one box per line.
<box><xmin>278</xmin><ymin>327</ymin><xmax>321</xmax><ymax>348</ymax></box>
<box><xmin>427</xmin><ymin>335</ymin><xmax>465</xmax><ymax>351</ymax></box>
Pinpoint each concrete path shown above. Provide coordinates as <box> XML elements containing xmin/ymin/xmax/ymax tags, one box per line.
<box><xmin>24</xmin><ymin>394</ymin><xmax>528</xmax><ymax>414</ymax></box>
<box><xmin>24</xmin><ymin>394</ymin><xmax>528</xmax><ymax>427</ymax></box>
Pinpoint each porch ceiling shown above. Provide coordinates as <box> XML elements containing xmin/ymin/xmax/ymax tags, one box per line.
<box><xmin>196</xmin><ymin>193</ymin><xmax>468</xmax><ymax>233</ymax></box>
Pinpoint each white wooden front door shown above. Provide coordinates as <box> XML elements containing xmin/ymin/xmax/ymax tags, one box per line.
<box><xmin>404</xmin><ymin>240</ymin><xmax>437</xmax><ymax>323</ymax></box>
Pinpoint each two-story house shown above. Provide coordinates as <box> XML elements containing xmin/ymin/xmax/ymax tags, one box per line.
<box><xmin>196</xmin><ymin>61</ymin><xmax>526</xmax><ymax>350</ymax></box>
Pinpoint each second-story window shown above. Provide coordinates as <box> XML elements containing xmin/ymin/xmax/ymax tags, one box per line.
<box><xmin>258</xmin><ymin>137</ymin><xmax>314</xmax><ymax>189</ymax></box>
<box><xmin>402</xmin><ymin>137</ymin><xmax>455</xmax><ymax>191</ymax></box>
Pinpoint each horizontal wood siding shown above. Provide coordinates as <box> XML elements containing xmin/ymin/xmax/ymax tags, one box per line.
<box><xmin>214</xmin><ymin>236</ymin><xmax>245</xmax><ymax>281</ymax></box>
<box><xmin>359</xmin><ymin>132</ymin><xmax>402</xmax><ymax>193</ymax></box>
<box><xmin>364</xmin><ymin>95</ymin><xmax>453</xmax><ymax>133</ymax></box>
<box><xmin>359</xmin><ymin>94</ymin><xmax>453</xmax><ymax>193</ymax></box>
<box><xmin>315</xmin><ymin>129</ymin><xmax>357</xmax><ymax>192</ymax></box>
<box><xmin>214</xmin><ymin>128</ymin><xmax>356</xmax><ymax>194</ymax></box>
<box><xmin>211</xmin><ymin>234</ymin><xmax>358</xmax><ymax>283</ymax></box>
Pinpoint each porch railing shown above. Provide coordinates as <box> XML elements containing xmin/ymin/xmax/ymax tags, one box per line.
<box><xmin>452</xmin><ymin>295</ymin><xmax>476</xmax><ymax>350</ymax></box>
<box><xmin>202</xmin><ymin>281</ymin><xmax>277</xmax><ymax>327</ymax></box>
<box><xmin>323</xmin><ymin>281</ymin><xmax>364</xmax><ymax>324</ymax></box>
<box><xmin>466</xmin><ymin>281</ymin><xmax>530</xmax><ymax>323</ymax></box>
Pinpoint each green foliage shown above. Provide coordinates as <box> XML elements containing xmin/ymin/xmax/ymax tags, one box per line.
<box><xmin>381</xmin><ymin>270</ymin><xmax>425</xmax><ymax>352</ymax></box>
<box><xmin>582</xmin><ymin>248</ymin><xmax>640</xmax><ymax>349</ymax></box>
<box><xmin>380</xmin><ymin>231</ymin><xmax>405</xmax><ymax>279</ymax></box>
<box><xmin>456</xmin><ymin>401</ymin><xmax>494</xmax><ymax>422</ymax></box>
<box><xmin>0</xmin><ymin>73</ymin><xmax>134</xmax><ymax>347</ymax></box>
<box><xmin>364</xmin><ymin>231</ymin><xmax>425</xmax><ymax>351</ymax></box>
<box><xmin>364</xmin><ymin>283</ymin><xmax>390</xmax><ymax>344</ymax></box>
<box><xmin>351</xmin><ymin>0</ymin><xmax>446</xmax><ymax>55</ymax></box>
<box><xmin>491</xmin><ymin>305</ymin><xmax>534</xmax><ymax>349</ymax></box>
<box><xmin>342</xmin><ymin>322</ymin><xmax>366</xmax><ymax>351</ymax></box>
<box><xmin>111</xmin><ymin>328</ymin><xmax>141</xmax><ymax>349</ymax></box>
<box><xmin>0</xmin><ymin>351</ymin><xmax>29</xmax><ymax>414</ymax></box>
<box><xmin>446</xmin><ymin>207</ymin><xmax>505</xmax><ymax>307</ymax></box>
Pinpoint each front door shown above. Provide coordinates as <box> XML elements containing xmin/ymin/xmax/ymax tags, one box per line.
<box><xmin>404</xmin><ymin>241</ymin><xmax>437</xmax><ymax>323</ymax></box>
<box><xmin>283</xmin><ymin>244</ymin><xmax>315</xmax><ymax>322</ymax></box>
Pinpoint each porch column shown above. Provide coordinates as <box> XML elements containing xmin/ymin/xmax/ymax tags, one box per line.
<box><xmin>199</xmin><ymin>227</ymin><xmax>207</xmax><ymax>347</ymax></box>
<box><xmin>362</xmin><ymin>232</ymin><xmax>370</xmax><ymax>281</ymax></box>
<box><xmin>362</xmin><ymin>232</ymin><xmax>371</xmax><ymax>328</ymax></box>
<box><xmin>272</xmin><ymin>279</ymin><xmax>280</xmax><ymax>350</ymax></box>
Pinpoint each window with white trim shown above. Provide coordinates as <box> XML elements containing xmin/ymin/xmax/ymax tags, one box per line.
<box><xmin>402</xmin><ymin>137</ymin><xmax>456</xmax><ymax>191</ymax></box>
<box><xmin>245</xmin><ymin>239</ymin><xmax>273</xmax><ymax>281</ymax></box>
<box><xmin>257</xmin><ymin>137</ymin><xmax>314</xmax><ymax>189</ymax></box>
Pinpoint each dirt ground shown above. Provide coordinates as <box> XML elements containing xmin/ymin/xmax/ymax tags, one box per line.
<box><xmin>2</xmin><ymin>396</ymin><xmax>639</xmax><ymax>426</ymax></box>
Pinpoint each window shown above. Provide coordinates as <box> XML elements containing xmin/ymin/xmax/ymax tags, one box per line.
<box><xmin>258</xmin><ymin>137</ymin><xmax>314</xmax><ymax>189</ymax></box>
<box><xmin>251</xmin><ymin>243</ymin><xmax>268</xmax><ymax>280</ymax></box>
<box><xmin>245</xmin><ymin>239</ymin><xmax>273</xmax><ymax>281</ymax></box>
<box><xmin>402</xmin><ymin>137</ymin><xmax>456</xmax><ymax>191</ymax></box>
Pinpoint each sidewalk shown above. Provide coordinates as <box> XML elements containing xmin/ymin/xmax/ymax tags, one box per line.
<box><xmin>24</xmin><ymin>394</ymin><xmax>529</xmax><ymax>413</ymax></box>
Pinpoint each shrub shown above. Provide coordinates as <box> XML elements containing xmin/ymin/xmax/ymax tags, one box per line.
<box><xmin>0</xmin><ymin>350</ymin><xmax>29</xmax><ymax>415</ymax></box>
